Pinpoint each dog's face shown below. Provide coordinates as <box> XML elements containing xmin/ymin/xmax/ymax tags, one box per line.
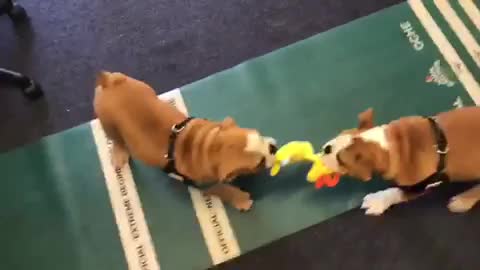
<box><xmin>212</xmin><ymin>117</ymin><xmax>277</xmax><ymax>182</ymax></box>
<box><xmin>320</xmin><ymin>108</ymin><xmax>390</xmax><ymax>181</ymax></box>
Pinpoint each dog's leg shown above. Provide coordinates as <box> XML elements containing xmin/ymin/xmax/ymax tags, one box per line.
<box><xmin>101</xmin><ymin>122</ymin><xmax>130</xmax><ymax>169</ymax></box>
<box><xmin>448</xmin><ymin>184</ymin><xmax>480</xmax><ymax>213</ymax></box>
<box><xmin>205</xmin><ymin>184</ymin><xmax>253</xmax><ymax>211</ymax></box>
<box><xmin>111</xmin><ymin>143</ymin><xmax>130</xmax><ymax>169</ymax></box>
<box><xmin>361</xmin><ymin>188</ymin><xmax>408</xmax><ymax>215</ymax></box>
<box><xmin>361</xmin><ymin>187</ymin><xmax>430</xmax><ymax>216</ymax></box>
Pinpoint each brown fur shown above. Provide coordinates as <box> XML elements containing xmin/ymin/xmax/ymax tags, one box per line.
<box><xmin>336</xmin><ymin>137</ymin><xmax>390</xmax><ymax>181</ymax></box>
<box><xmin>93</xmin><ymin>71</ymin><xmax>274</xmax><ymax>211</ymax></box>
<box><xmin>335</xmin><ymin>107</ymin><xmax>480</xmax><ymax>213</ymax></box>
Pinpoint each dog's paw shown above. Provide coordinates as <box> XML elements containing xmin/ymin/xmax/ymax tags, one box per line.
<box><xmin>361</xmin><ymin>195</ymin><xmax>390</xmax><ymax>216</ymax></box>
<box><xmin>448</xmin><ymin>196</ymin><xmax>477</xmax><ymax>213</ymax></box>
<box><xmin>233</xmin><ymin>199</ymin><xmax>254</xmax><ymax>212</ymax></box>
<box><xmin>361</xmin><ymin>188</ymin><xmax>405</xmax><ymax>216</ymax></box>
<box><xmin>111</xmin><ymin>145</ymin><xmax>130</xmax><ymax>169</ymax></box>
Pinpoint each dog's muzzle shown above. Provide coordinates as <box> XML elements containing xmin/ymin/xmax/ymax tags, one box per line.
<box><xmin>263</xmin><ymin>139</ymin><xmax>277</xmax><ymax>168</ymax></box>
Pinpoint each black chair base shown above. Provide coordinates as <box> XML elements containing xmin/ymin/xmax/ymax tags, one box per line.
<box><xmin>0</xmin><ymin>68</ymin><xmax>44</xmax><ymax>99</ymax></box>
<box><xmin>0</xmin><ymin>0</ymin><xmax>28</xmax><ymax>22</ymax></box>
<box><xmin>1</xmin><ymin>1</ymin><xmax>42</xmax><ymax>100</ymax></box>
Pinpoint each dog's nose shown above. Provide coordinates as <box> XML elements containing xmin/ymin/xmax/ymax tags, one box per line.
<box><xmin>323</xmin><ymin>144</ymin><xmax>332</xmax><ymax>155</ymax></box>
<box><xmin>269</xmin><ymin>143</ymin><xmax>278</xmax><ymax>154</ymax></box>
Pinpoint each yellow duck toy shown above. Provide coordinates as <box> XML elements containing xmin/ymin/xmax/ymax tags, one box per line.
<box><xmin>270</xmin><ymin>141</ymin><xmax>341</xmax><ymax>189</ymax></box>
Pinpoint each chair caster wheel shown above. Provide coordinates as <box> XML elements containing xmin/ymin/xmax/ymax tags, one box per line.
<box><xmin>22</xmin><ymin>80</ymin><xmax>44</xmax><ymax>100</ymax></box>
<box><xmin>8</xmin><ymin>4</ymin><xmax>28</xmax><ymax>23</ymax></box>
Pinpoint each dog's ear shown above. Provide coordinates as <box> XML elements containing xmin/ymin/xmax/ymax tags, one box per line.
<box><xmin>358</xmin><ymin>108</ymin><xmax>374</xmax><ymax>130</ymax></box>
<box><xmin>216</xmin><ymin>153</ymin><xmax>264</xmax><ymax>182</ymax></box>
<box><xmin>95</xmin><ymin>71</ymin><xmax>126</xmax><ymax>88</ymax></box>
<box><xmin>217</xmin><ymin>160</ymin><xmax>241</xmax><ymax>182</ymax></box>
<box><xmin>220</xmin><ymin>117</ymin><xmax>237</xmax><ymax>129</ymax></box>
<box><xmin>95</xmin><ymin>71</ymin><xmax>110</xmax><ymax>88</ymax></box>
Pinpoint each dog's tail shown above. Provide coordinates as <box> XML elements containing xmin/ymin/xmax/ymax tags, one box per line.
<box><xmin>95</xmin><ymin>71</ymin><xmax>126</xmax><ymax>93</ymax></box>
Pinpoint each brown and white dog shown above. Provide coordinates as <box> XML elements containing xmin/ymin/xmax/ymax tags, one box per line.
<box><xmin>93</xmin><ymin>71</ymin><xmax>277</xmax><ymax>211</ymax></box>
<box><xmin>321</xmin><ymin>107</ymin><xmax>480</xmax><ymax>215</ymax></box>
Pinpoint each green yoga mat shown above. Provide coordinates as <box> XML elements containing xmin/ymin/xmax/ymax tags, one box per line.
<box><xmin>2</xmin><ymin>1</ymin><xmax>479</xmax><ymax>269</ymax></box>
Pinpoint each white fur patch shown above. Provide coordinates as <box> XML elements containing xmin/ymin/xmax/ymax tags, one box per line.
<box><xmin>448</xmin><ymin>195</ymin><xmax>477</xmax><ymax>213</ymax></box>
<box><xmin>321</xmin><ymin>134</ymin><xmax>353</xmax><ymax>172</ymax></box>
<box><xmin>245</xmin><ymin>133</ymin><xmax>265</xmax><ymax>153</ymax></box>
<box><xmin>320</xmin><ymin>125</ymin><xmax>389</xmax><ymax>172</ymax></box>
<box><xmin>325</xmin><ymin>134</ymin><xmax>354</xmax><ymax>152</ymax></box>
<box><xmin>359</xmin><ymin>125</ymin><xmax>389</xmax><ymax>150</ymax></box>
<box><xmin>263</xmin><ymin>136</ymin><xmax>277</xmax><ymax>146</ymax></box>
<box><xmin>361</xmin><ymin>187</ymin><xmax>406</xmax><ymax>215</ymax></box>
<box><xmin>245</xmin><ymin>133</ymin><xmax>276</xmax><ymax>168</ymax></box>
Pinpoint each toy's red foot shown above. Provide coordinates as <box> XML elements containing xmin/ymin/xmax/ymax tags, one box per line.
<box><xmin>315</xmin><ymin>173</ymin><xmax>341</xmax><ymax>189</ymax></box>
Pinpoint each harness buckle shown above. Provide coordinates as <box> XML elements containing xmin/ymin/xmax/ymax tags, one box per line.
<box><xmin>435</xmin><ymin>145</ymin><xmax>449</xmax><ymax>155</ymax></box>
<box><xmin>171</xmin><ymin>124</ymin><xmax>185</xmax><ymax>133</ymax></box>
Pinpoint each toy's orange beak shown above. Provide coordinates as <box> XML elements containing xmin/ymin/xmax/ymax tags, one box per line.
<box><xmin>315</xmin><ymin>173</ymin><xmax>341</xmax><ymax>189</ymax></box>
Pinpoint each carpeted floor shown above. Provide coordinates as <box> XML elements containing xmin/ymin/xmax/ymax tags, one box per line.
<box><xmin>215</xmin><ymin>183</ymin><xmax>480</xmax><ymax>270</ymax></box>
<box><xmin>8</xmin><ymin>1</ymin><xmax>480</xmax><ymax>270</ymax></box>
<box><xmin>0</xmin><ymin>0</ymin><xmax>402</xmax><ymax>153</ymax></box>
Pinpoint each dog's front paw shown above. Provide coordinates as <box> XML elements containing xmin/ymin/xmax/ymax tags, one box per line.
<box><xmin>448</xmin><ymin>196</ymin><xmax>477</xmax><ymax>213</ymax></box>
<box><xmin>361</xmin><ymin>195</ymin><xmax>391</xmax><ymax>216</ymax></box>
<box><xmin>361</xmin><ymin>188</ymin><xmax>405</xmax><ymax>216</ymax></box>
<box><xmin>111</xmin><ymin>144</ymin><xmax>130</xmax><ymax>169</ymax></box>
<box><xmin>233</xmin><ymin>198</ymin><xmax>254</xmax><ymax>212</ymax></box>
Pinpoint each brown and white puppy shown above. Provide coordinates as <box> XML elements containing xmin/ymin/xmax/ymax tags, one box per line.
<box><xmin>321</xmin><ymin>107</ymin><xmax>480</xmax><ymax>215</ymax></box>
<box><xmin>93</xmin><ymin>71</ymin><xmax>276</xmax><ymax>211</ymax></box>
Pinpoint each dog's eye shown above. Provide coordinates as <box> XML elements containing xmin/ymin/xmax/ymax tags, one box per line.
<box><xmin>323</xmin><ymin>145</ymin><xmax>332</xmax><ymax>154</ymax></box>
<box><xmin>354</xmin><ymin>153</ymin><xmax>362</xmax><ymax>161</ymax></box>
<box><xmin>269</xmin><ymin>144</ymin><xmax>278</xmax><ymax>154</ymax></box>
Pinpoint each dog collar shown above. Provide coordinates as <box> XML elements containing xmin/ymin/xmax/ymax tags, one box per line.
<box><xmin>427</xmin><ymin>116</ymin><xmax>449</xmax><ymax>176</ymax></box>
<box><xmin>164</xmin><ymin>117</ymin><xmax>195</xmax><ymax>180</ymax></box>
<box><xmin>398</xmin><ymin>116</ymin><xmax>449</xmax><ymax>193</ymax></box>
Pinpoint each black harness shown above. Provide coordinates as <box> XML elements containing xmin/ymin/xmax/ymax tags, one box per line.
<box><xmin>399</xmin><ymin>116</ymin><xmax>450</xmax><ymax>193</ymax></box>
<box><xmin>164</xmin><ymin>117</ymin><xmax>217</xmax><ymax>189</ymax></box>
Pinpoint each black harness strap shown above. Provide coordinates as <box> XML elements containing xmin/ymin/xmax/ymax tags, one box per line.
<box><xmin>164</xmin><ymin>117</ymin><xmax>194</xmax><ymax>180</ymax></box>
<box><xmin>399</xmin><ymin>116</ymin><xmax>449</xmax><ymax>193</ymax></box>
<box><xmin>429</xmin><ymin>116</ymin><xmax>449</xmax><ymax>177</ymax></box>
<box><xmin>164</xmin><ymin>117</ymin><xmax>217</xmax><ymax>189</ymax></box>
